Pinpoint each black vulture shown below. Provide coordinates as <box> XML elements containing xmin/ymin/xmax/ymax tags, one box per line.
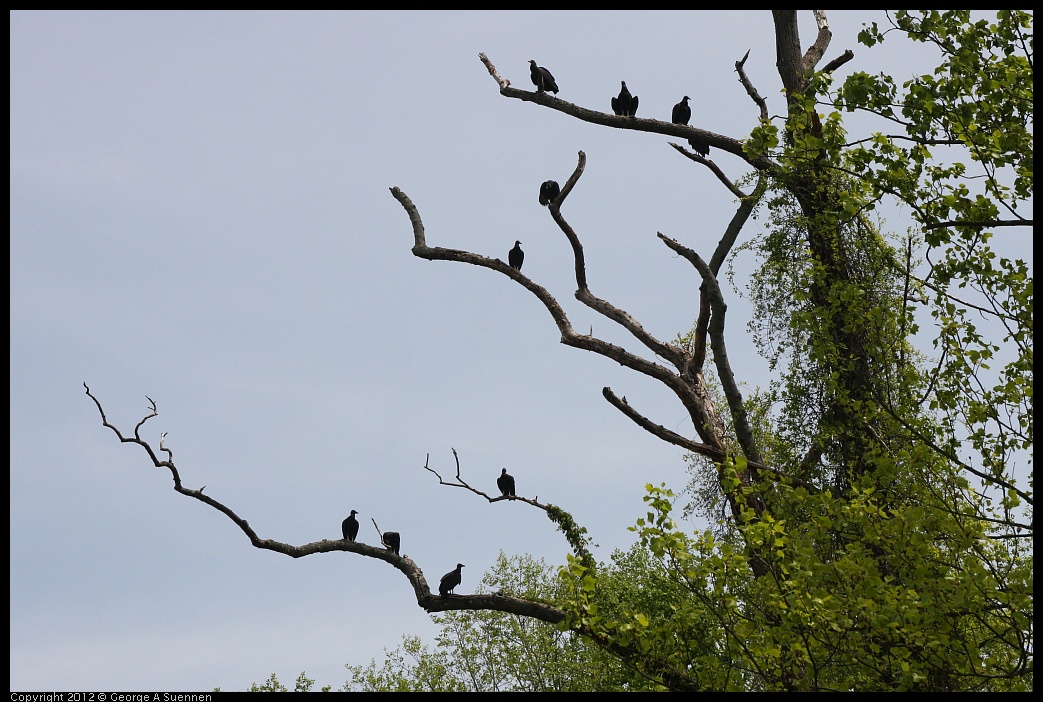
<box><xmin>497</xmin><ymin>468</ymin><xmax>516</xmax><ymax>497</ymax></box>
<box><xmin>508</xmin><ymin>241</ymin><xmax>524</xmax><ymax>271</ymax></box>
<box><xmin>529</xmin><ymin>60</ymin><xmax>558</xmax><ymax>94</ymax></box>
<box><xmin>671</xmin><ymin>95</ymin><xmax>691</xmax><ymax>125</ymax></box>
<box><xmin>611</xmin><ymin>81</ymin><xmax>638</xmax><ymax>117</ymax></box>
<box><xmin>539</xmin><ymin>179</ymin><xmax>560</xmax><ymax>206</ymax></box>
<box><xmin>382</xmin><ymin>531</ymin><xmax>401</xmax><ymax>556</ymax></box>
<box><xmin>688</xmin><ymin>138</ymin><xmax>710</xmax><ymax>157</ymax></box>
<box><xmin>439</xmin><ymin>563</ymin><xmax>465</xmax><ymax>596</ymax></box>
<box><xmin>671</xmin><ymin>95</ymin><xmax>709</xmax><ymax>155</ymax></box>
<box><xmin>341</xmin><ymin>509</ymin><xmax>359</xmax><ymax>542</ymax></box>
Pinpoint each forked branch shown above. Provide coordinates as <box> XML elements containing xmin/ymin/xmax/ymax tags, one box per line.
<box><xmin>83</xmin><ymin>384</ymin><xmax>572</xmax><ymax>619</ymax></box>
<box><xmin>391</xmin><ymin>177</ymin><xmax>733</xmax><ymax>457</ymax></box>
<box><xmin>423</xmin><ymin>448</ymin><xmax>546</xmax><ymax>508</ymax></box>
<box><xmin>478</xmin><ymin>52</ymin><xmax>769</xmax><ymax>169</ymax></box>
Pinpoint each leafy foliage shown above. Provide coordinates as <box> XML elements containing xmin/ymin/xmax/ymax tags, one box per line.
<box><xmin>342</xmin><ymin>551</ymin><xmax>692</xmax><ymax>692</ymax></box>
<box><xmin>244</xmin><ymin>671</ymin><xmax>331</xmax><ymax>692</ymax></box>
<box><xmin>558</xmin><ymin>10</ymin><xmax>1032</xmax><ymax>691</ymax></box>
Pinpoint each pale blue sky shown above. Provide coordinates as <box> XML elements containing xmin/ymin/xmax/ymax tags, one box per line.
<box><xmin>11</xmin><ymin>10</ymin><xmax>996</xmax><ymax>691</ymax></box>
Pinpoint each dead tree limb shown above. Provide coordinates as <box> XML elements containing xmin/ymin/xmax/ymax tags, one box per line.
<box><xmin>735</xmin><ymin>49</ymin><xmax>770</xmax><ymax>122</ymax></box>
<box><xmin>86</xmin><ymin>380</ymin><xmax>702</xmax><ymax>689</ymax></box>
<box><xmin>83</xmin><ymin>383</ymin><xmax>572</xmax><ymax>619</ymax></box>
<box><xmin>423</xmin><ymin>449</ymin><xmax>545</xmax><ymax>509</ymax></box>
<box><xmin>391</xmin><ymin>179</ymin><xmax>733</xmax><ymax>457</ymax></box>
<box><xmin>478</xmin><ymin>52</ymin><xmax>771</xmax><ymax>170</ymax></box>
<box><xmin>421</xmin><ymin>448</ymin><xmax>595</xmax><ymax>567</ymax></box>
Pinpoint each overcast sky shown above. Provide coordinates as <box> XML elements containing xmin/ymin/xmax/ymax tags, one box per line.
<box><xmin>11</xmin><ymin>10</ymin><xmax>983</xmax><ymax>692</ymax></box>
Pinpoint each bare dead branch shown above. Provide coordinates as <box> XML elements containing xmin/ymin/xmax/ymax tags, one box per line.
<box><xmin>477</xmin><ymin>53</ymin><xmax>771</xmax><ymax>170</ymax></box>
<box><xmin>423</xmin><ymin>450</ymin><xmax>545</xmax><ymax>509</ymax></box>
<box><xmin>421</xmin><ymin>590</ymin><xmax>566</xmax><ymax>620</ymax></box>
<box><xmin>803</xmin><ymin>10</ymin><xmax>833</xmax><ymax>74</ymax></box>
<box><xmin>603</xmin><ymin>387</ymin><xmax>814</xmax><ymax>494</ymax></box>
<box><xmin>536</xmin><ymin>152</ymin><xmax>691</xmax><ymax>372</ymax></box>
<box><xmin>548</xmin><ymin>152</ymin><xmax>589</xmax><ymax>291</ymax></box>
<box><xmin>735</xmin><ymin>49</ymin><xmax>770</xmax><ymax>122</ymax></box>
<box><xmin>668</xmin><ymin>143</ymin><xmax>747</xmax><ymax>200</ymax></box>
<box><xmin>552</xmin><ymin>149</ymin><xmax>585</xmax><ymax>208</ymax></box>
<box><xmin>477</xmin><ymin>51</ymin><xmax>509</xmax><ymax>90</ymax></box>
<box><xmin>709</xmin><ymin>173</ymin><xmax>769</xmax><ymax>277</ymax></box>
<box><xmin>85</xmin><ymin>383</ymin><xmax>176</xmax><ymax>479</ymax></box>
<box><xmin>821</xmin><ymin>48</ymin><xmax>855</xmax><ymax>74</ymax></box>
<box><xmin>655</xmin><ymin>235</ymin><xmax>761</xmax><ymax>466</ymax></box>
<box><xmin>84</xmin><ymin>385</ymin><xmax>581</xmax><ymax>618</ymax></box>
<box><xmin>602</xmin><ymin>386</ymin><xmax>722</xmax><ymax>458</ymax></box>
<box><xmin>83</xmin><ymin>383</ymin><xmax>751</xmax><ymax>687</ymax></box>
<box><xmin>390</xmin><ymin>185</ymin><xmax>724</xmax><ymax>450</ymax></box>
<box><xmin>370</xmin><ymin>517</ymin><xmax>388</xmax><ymax>544</ymax></box>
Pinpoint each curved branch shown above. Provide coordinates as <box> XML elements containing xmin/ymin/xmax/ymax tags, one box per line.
<box><xmin>678</xmin><ymin>173</ymin><xmax>767</xmax><ymax>388</ymax></box>
<box><xmin>82</xmin><ymin>386</ymin><xmax>707</xmax><ymax>689</ymax></box>
<box><xmin>668</xmin><ymin>143</ymin><xmax>747</xmax><ymax>200</ymax></box>
<box><xmin>821</xmin><ymin>48</ymin><xmax>854</xmax><ymax>74</ymax></box>
<box><xmin>708</xmin><ymin>173</ymin><xmax>769</xmax><ymax>277</ymax></box>
<box><xmin>390</xmin><ymin>185</ymin><xmax>718</xmax><ymax>448</ymax></box>
<box><xmin>84</xmin><ymin>385</ymin><xmax>585</xmax><ymax>621</ymax></box>
<box><xmin>85</xmin><ymin>383</ymin><xmax>177</xmax><ymax>479</ymax></box>
<box><xmin>421</xmin><ymin>448</ymin><xmax>595</xmax><ymax>568</ymax></box>
<box><xmin>655</xmin><ymin>236</ymin><xmax>762</xmax><ymax>466</ymax></box>
<box><xmin>603</xmin><ymin>386</ymin><xmax>814</xmax><ymax>493</ymax></box>
<box><xmin>548</xmin><ymin>151</ymin><xmax>589</xmax><ymax>290</ymax></box>
<box><xmin>478</xmin><ymin>53</ymin><xmax>770</xmax><ymax>170</ymax></box>
<box><xmin>542</xmin><ymin>159</ymin><xmax>687</xmax><ymax>369</ymax></box>
<box><xmin>423</xmin><ymin>449</ymin><xmax>545</xmax><ymax>508</ymax></box>
<box><xmin>735</xmin><ymin>49</ymin><xmax>770</xmax><ymax>122</ymax></box>
<box><xmin>390</xmin><ymin>185</ymin><xmax>575</xmax><ymax>335</ymax></box>
<box><xmin>802</xmin><ymin>10</ymin><xmax>833</xmax><ymax>74</ymax></box>
<box><xmin>601</xmin><ymin>386</ymin><xmax>723</xmax><ymax>459</ymax></box>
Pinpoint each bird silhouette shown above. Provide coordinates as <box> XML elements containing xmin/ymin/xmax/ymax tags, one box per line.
<box><xmin>529</xmin><ymin>60</ymin><xmax>558</xmax><ymax>94</ymax></box>
<box><xmin>671</xmin><ymin>95</ymin><xmax>709</xmax><ymax>155</ymax></box>
<box><xmin>508</xmin><ymin>241</ymin><xmax>524</xmax><ymax>271</ymax></box>
<box><xmin>671</xmin><ymin>95</ymin><xmax>691</xmax><ymax>125</ymax></box>
<box><xmin>611</xmin><ymin>81</ymin><xmax>638</xmax><ymax>117</ymax></box>
<box><xmin>539</xmin><ymin>180</ymin><xmax>560</xmax><ymax>207</ymax></box>
<box><xmin>497</xmin><ymin>468</ymin><xmax>516</xmax><ymax>497</ymax></box>
<box><xmin>688</xmin><ymin>138</ymin><xmax>710</xmax><ymax>157</ymax></box>
<box><xmin>382</xmin><ymin>531</ymin><xmax>401</xmax><ymax>556</ymax></box>
<box><xmin>439</xmin><ymin>563</ymin><xmax>465</xmax><ymax>596</ymax></box>
<box><xmin>341</xmin><ymin>510</ymin><xmax>359</xmax><ymax>542</ymax></box>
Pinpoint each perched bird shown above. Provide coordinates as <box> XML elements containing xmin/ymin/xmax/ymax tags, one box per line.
<box><xmin>539</xmin><ymin>180</ymin><xmax>560</xmax><ymax>207</ymax></box>
<box><xmin>529</xmin><ymin>60</ymin><xmax>559</xmax><ymax>94</ymax></box>
<box><xmin>688</xmin><ymin>138</ymin><xmax>710</xmax><ymax>157</ymax></box>
<box><xmin>671</xmin><ymin>95</ymin><xmax>691</xmax><ymax>125</ymax></box>
<box><xmin>508</xmin><ymin>241</ymin><xmax>524</xmax><ymax>271</ymax></box>
<box><xmin>611</xmin><ymin>81</ymin><xmax>638</xmax><ymax>117</ymax></box>
<box><xmin>341</xmin><ymin>509</ymin><xmax>359</xmax><ymax>542</ymax></box>
<box><xmin>671</xmin><ymin>95</ymin><xmax>709</xmax><ymax>155</ymax></box>
<box><xmin>382</xmin><ymin>531</ymin><xmax>401</xmax><ymax>556</ymax></box>
<box><xmin>439</xmin><ymin>563</ymin><xmax>465</xmax><ymax>596</ymax></box>
<box><xmin>497</xmin><ymin>468</ymin><xmax>516</xmax><ymax>497</ymax></box>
